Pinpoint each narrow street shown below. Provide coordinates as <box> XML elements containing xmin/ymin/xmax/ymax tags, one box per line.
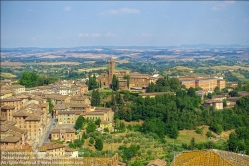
<box><xmin>34</xmin><ymin>117</ymin><xmax>56</xmax><ymax>150</ymax></box>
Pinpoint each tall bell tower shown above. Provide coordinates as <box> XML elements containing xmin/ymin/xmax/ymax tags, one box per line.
<box><xmin>108</xmin><ymin>58</ymin><xmax>115</xmax><ymax>85</ymax></box>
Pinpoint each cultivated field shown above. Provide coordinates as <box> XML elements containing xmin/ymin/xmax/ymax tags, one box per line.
<box><xmin>231</xmin><ymin>72</ymin><xmax>245</xmax><ymax>79</ymax></box>
<box><xmin>171</xmin><ymin>66</ymin><xmax>194</xmax><ymax>72</ymax></box>
<box><xmin>39</xmin><ymin>61</ymin><xmax>81</xmax><ymax>65</ymax></box>
<box><xmin>0</xmin><ymin>72</ymin><xmax>17</xmax><ymax>78</ymax></box>
<box><xmin>211</xmin><ymin>65</ymin><xmax>249</xmax><ymax>71</ymax></box>
<box><xmin>68</xmin><ymin>53</ymin><xmax>117</xmax><ymax>59</ymax></box>
<box><xmin>115</xmin><ymin>60</ymin><xmax>129</xmax><ymax>64</ymax></box>
<box><xmin>78</xmin><ymin>66</ymin><xmax>107</xmax><ymax>72</ymax></box>
<box><xmin>40</xmin><ymin>55</ymin><xmax>63</xmax><ymax>59</ymax></box>
<box><xmin>1</xmin><ymin>61</ymin><xmax>24</xmax><ymax>67</ymax></box>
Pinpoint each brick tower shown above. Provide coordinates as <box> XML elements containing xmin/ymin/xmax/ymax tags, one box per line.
<box><xmin>108</xmin><ymin>58</ymin><xmax>115</xmax><ymax>85</ymax></box>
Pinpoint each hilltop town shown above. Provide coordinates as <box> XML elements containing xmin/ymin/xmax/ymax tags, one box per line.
<box><xmin>1</xmin><ymin>56</ymin><xmax>249</xmax><ymax>166</ymax></box>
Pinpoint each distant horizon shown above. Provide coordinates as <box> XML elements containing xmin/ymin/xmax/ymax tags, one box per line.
<box><xmin>2</xmin><ymin>43</ymin><xmax>249</xmax><ymax>49</ymax></box>
<box><xmin>2</xmin><ymin>1</ymin><xmax>249</xmax><ymax>48</ymax></box>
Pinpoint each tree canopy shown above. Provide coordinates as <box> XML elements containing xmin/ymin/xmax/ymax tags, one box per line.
<box><xmin>86</xmin><ymin>74</ymin><xmax>98</xmax><ymax>90</ymax></box>
<box><xmin>147</xmin><ymin>78</ymin><xmax>180</xmax><ymax>92</ymax></box>
<box><xmin>75</xmin><ymin>116</ymin><xmax>85</xmax><ymax>130</ymax></box>
<box><xmin>19</xmin><ymin>71</ymin><xmax>57</xmax><ymax>87</ymax></box>
<box><xmin>91</xmin><ymin>89</ymin><xmax>101</xmax><ymax>106</ymax></box>
<box><xmin>112</xmin><ymin>74</ymin><xmax>119</xmax><ymax>91</ymax></box>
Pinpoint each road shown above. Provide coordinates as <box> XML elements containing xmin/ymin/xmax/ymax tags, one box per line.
<box><xmin>34</xmin><ymin>117</ymin><xmax>56</xmax><ymax>150</ymax></box>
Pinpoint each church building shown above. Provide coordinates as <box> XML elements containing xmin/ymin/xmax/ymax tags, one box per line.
<box><xmin>97</xmin><ymin>58</ymin><xmax>163</xmax><ymax>90</ymax></box>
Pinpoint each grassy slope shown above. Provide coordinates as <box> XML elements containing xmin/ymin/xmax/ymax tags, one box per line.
<box><xmin>0</xmin><ymin>72</ymin><xmax>17</xmax><ymax>78</ymax></box>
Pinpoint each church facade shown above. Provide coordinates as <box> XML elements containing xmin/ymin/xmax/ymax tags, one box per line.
<box><xmin>97</xmin><ymin>59</ymin><xmax>163</xmax><ymax>90</ymax></box>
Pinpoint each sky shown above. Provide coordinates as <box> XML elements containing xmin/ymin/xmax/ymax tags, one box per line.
<box><xmin>1</xmin><ymin>1</ymin><xmax>249</xmax><ymax>48</ymax></box>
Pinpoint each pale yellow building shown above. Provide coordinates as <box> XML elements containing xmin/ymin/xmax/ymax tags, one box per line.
<box><xmin>50</xmin><ymin>128</ymin><xmax>76</xmax><ymax>143</ymax></box>
<box><xmin>204</xmin><ymin>100</ymin><xmax>223</xmax><ymax>110</ymax></box>
<box><xmin>178</xmin><ymin>76</ymin><xmax>226</xmax><ymax>91</ymax></box>
<box><xmin>38</xmin><ymin>142</ymin><xmax>65</xmax><ymax>157</ymax></box>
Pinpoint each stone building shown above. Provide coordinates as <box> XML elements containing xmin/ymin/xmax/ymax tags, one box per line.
<box><xmin>38</xmin><ymin>142</ymin><xmax>65</xmax><ymax>157</ymax></box>
<box><xmin>178</xmin><ymin>76</ymin><xmax>226</xmax><ymax>91</ymax></box>
<box><xmin>204</xmin><ymin>99</ymin><xmax>223</xmax><ymax>110</ymax></box>
<box><xmin>97</xmin><ymin>58</ymin><xmax>162</xmax><ymax>90</ymax></box>
<box><xmin>0</xmin><ymin>121</ymin><xmax>28</xmax><ymax>150</ymax></box>
<box><xmin>85</xmin><ymin>107</ymin><xmax>114</xmax><ymax>122</ymax></box>
<box><xmin>50</xmin><ymin>128</ymin><xmax>76</xmax><ymax>143</ymax></box>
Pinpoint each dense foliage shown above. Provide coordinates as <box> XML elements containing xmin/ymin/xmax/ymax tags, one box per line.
<box><xmin>86</xmin><ymin>122</ymin><xmax>97</xmax><ymax>133</ymax></box>
<box><xmin>91</xmin><ymin>89</ymin><xmax>101</xmax><ymax>106</ymax></box>
<box><xmin>115</xmin><ymin>91</ymin><xmax>249</xmax><ymax>139</ymax></box>
<box><xmin>119</xmin><ymin>144</ymin><xmax>140</xmax><ymax>162</ymax></box>
<box><xmin>111</xmin><ymin>74</ymin><xmax>119</xmax><ymax>91</ymax></box>
<box><xmin>46</xmin><ymin>98</ymin><xmax>54</xmax><ymax>114</ymax></box>
<box><xmin>75</xmin><ymin>116</ymin><xmax>85</xmax><ymax>130</ymax></box>
<box><xmin>95</xmin><ymin>138</ymin><xmax>103</xmax><ymax>151</ymax></box>
<box><xmin>227</xmin><ymin>127</ymin><xmax>249</xmax><ymax>155</ymax></box>
<box><xmin>19</xmin><ymin>71</ymin><xmax>57</xmax><ymax>87</ymax></box>
<box><xmin>86</xmin><ymin>74</ymin><xmax>99</xmax><ymax>90</ymax></box>
<box><xmin>147</xmin><ymin>78</ymin><xmax>180</xmax><ymax>92</ymax></box>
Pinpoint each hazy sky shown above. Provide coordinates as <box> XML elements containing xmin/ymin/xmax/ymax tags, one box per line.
<box><xmin>1</xmin><ymin>1</ymin><xmax>249</xmax><ymax>48</ymax></box>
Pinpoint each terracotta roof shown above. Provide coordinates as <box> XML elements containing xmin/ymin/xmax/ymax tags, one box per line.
<box><xmin>8</xmin><ymin>85</ymin><xmax>25</xmax><ymax>88</ymax></box>
<box><xmin>51</xmin><ymin>128</ymin><xmax>75</xmax><ymax>134</ymax></box>
<box><xmin>94</xmin><ymin>107</ymin><xmax>112</xmax><ymax>112</ymax></box>
<box><xmin>1</xmin><ymin>124</ymin><xmax>27</xmax><ymax>134</ymax></box>
<box><xmin>0</xmin><ymin>90</ymin><xmax>12</xmax><ymax>95</ymax></box>
<box><xmin>204</xmin><ymin>99</ymin><xmax>223</xmax><ymax>104</ymax></box>
<box><xmin>227</xmin><ymin>97</ymin><xmax>240</xmax><ymax>102</ymax></box>
<box><xmin>58</xmin><ymin>111</ymin><xmax>80</xmax><ymax>115</ymax></box>
<box><xmin>1</xmin><ymin>136</ymin><xmax>21</xmax><ymax>143</ymax></box>
<box><xmin>69</xmin><ymin>103</ymin><xmax>88</xmax><ymax>108</ymax></box>
<box><xmin>85</xmin><ymin>111</ymin><xmax>105</xmax><ymax>115</ymax></box>
<box><xmin>139</xmin><ymin>92</ymin><xmax>175</xmax><ymax>96</ymax></box>
<box><xmin>15</xmin><ymin>94</ymin><xmax>30</xmax><ymax>99</ymax></box>
<box><xmin>0</xmin><ymin>120</ymin><xmax>16</xmax><ymax>126</ymax></box>
<box><xmin>212</xmin><ymin>94</ymin><xmax>228</xmax><ymax>98</ymax></box>
<box><xmin>13</xmin><ymin>111</ymin><xmax>29</xmax><ymax>117</ymax></box>
<box><xmin>1</xmin><ymin>105</ymin><xmax>15</xmax><ymax>110</ymax></box>
<box><xmin>0</xmin><ymin>125</ymin><xmax>9</xmax><ymax>132</ymax></box>
<box><xmin>65</xmin><ymin>147</ymin><xmax>77</xmax><ymax>152</ymax></box>
<box><xmin>39</xmin><ymin>142</ymin><xmax>65</xmax><ymax>151</ymax></box>
<box><xmin>54</xmin><ymin>103</ymin><xmax>66</xmax><ymax>110</ymax></box>
<box><xmin>172</xmin><ymin>149</ymin><xmax>249</xmax><ymax>166</ymax></box>
<box><xmin>45</xmin><ymin>94</ymin><xmax>70</xmax><ymax>100</ymax></box>
<box><xmin>1</xmin><ymin>97</ymin><xmax>22</xmax><ymax>102</ymax></box>
<box><xmin>70</xmin><ymin>96</ymin><xmax>89</xmax><ymax>100</ymax></box>
<box><xmin>25</xmin><ymin>115</ymin><xmax>40</xmax><ymax>121</ymax></box>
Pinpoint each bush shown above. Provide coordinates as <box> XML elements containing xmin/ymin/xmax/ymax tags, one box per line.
<box><xmin>95</xmin><ymin>138</ymin><xmax>103</xmax><ymax>151</ymax></box>
<box><xmin>86</xmin><ymin>122</ymin><xmax>97</xmax><ymax>133</ymax></box>
<box><xmin>196</xmin><ymin>128</ymin><xmax>203</xmax><ymax>135</ymax></box>
<box><xmin>147</xmin><ymin>149</ymin><xmax>152</xmax><ymax>155</ymax></box>
<box><xmin>104</xmin><ymin>127</ymin><xmax>109</xmax><ymax>132</ymax></box>
<box><xmin>89</xmin><ymin>137</ymin><xmax>95</xmax><ymax>145</ymax></box>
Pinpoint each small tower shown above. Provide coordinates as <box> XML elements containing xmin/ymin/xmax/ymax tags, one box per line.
<box><xmin>108</xmin><ymin>58</ymin><xmax>115</xmax><ymax>85</ymax></box>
